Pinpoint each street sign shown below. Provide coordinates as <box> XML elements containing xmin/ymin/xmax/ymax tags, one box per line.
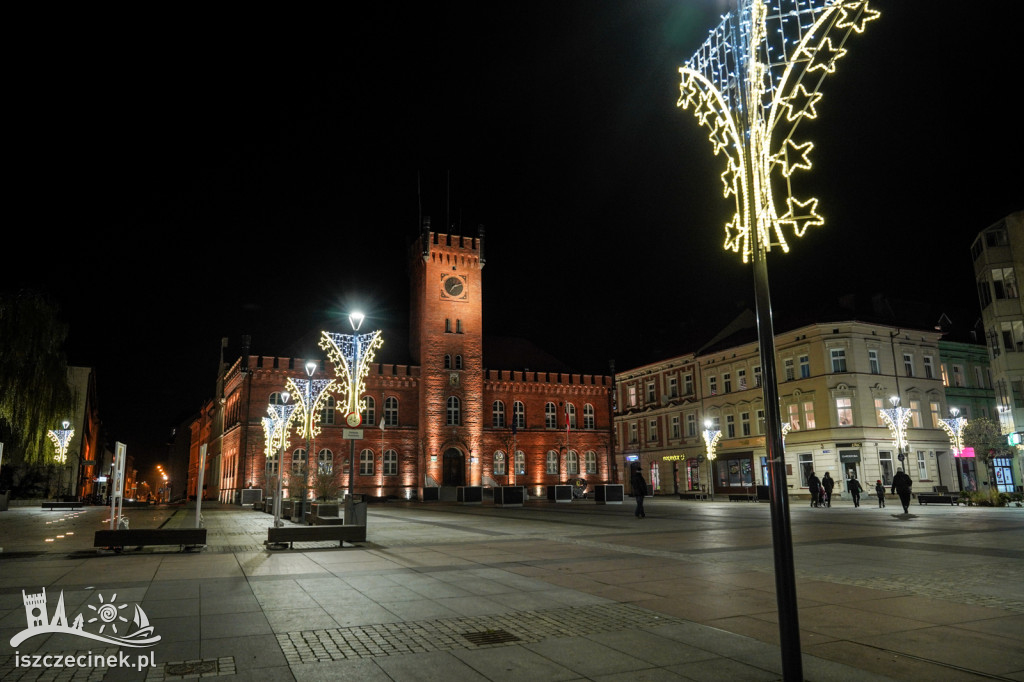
<box><xmin>343</xmin><ymin>429</ymin><xmax>364</xmax><ymax>440</ymax></box>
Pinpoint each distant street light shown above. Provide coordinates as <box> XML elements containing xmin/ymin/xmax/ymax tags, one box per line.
<box><xmin>47</xmin><ymin>420</ymin><xmax>74</xmax><ymax>498</ymax></box>
<box><xmin>702</xmin><ymin>420</ymin><xmax>722</xmax><ymax>501</ymax></box>
<box><xmin>263</xmin><ymin>391</ymin><xmax>296</xmax><ymax>528</ymax></box>
<box><xmin>286</xmin><ymin>361</ymin><xmax>335</xmax><ymax>522</ymax></box>
<box><xmin>879</xmin><ymin>396</ymin><xmax>913</xmax><ymax>479</ymax></box>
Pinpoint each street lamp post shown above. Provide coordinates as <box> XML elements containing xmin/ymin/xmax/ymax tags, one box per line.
<box><xmin>880</xmin><ymin>396</ymin><xmax>913</xmax><ymax>480</ymax></box>
<box><xmin>320</xmin><ymin>311</ymin><xmax>384</xmax><ymax>499</ymax></box>
<box><xmin>702</xmin><ymin>420</ymin><xmax>722</xmax><ymax>501</ymax></box>
<box><xmin>263</xmin><ymin>392</ymin><xmax>296</xmax><ymax>528</ymax></box>
<box><xmin>939</xmin><ymin>408</ymin><xmax>969</xmax><ymax>490</ymax></box>
<box><xmin>47</xmin><ymin>420</ymin><xmax>74</xmax><ymax>499</ymax></box>
<box><xmin>286</xmin><ymin>361</ymin><xmax>335</xmax><ymax>522</ymax></box>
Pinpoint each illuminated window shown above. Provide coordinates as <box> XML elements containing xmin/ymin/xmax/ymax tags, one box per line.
<box><xmin>627</xmin><ymin>385</ymin><xmax>637</xmax><ymax>407</ymax></box>
<box><xmin>381</xmin><ymin>397</ymin><xmax>397</xmax><ymax>427</ymax></box>
<box><xmin>585</xmin><ymin>451</ymin><xmax>597</xmax><ymax>474</ymax></box>
<box><xmin>383</xmin><ymin>450</ymin><xmax>398</xmax><ymax>476</ymax></box>
<box><xmin>359</xmin><ymin>449</ymin><xmax>374</xmax><ymax>476</ymax></box>
<box><xmin>909</xmin><ymin>400</ymin><xmax>922</xmax><ymax>428</ymax></box>
<box><xmin>546</xmin><ymin>450</ymin><xmax>558</xmax><ymax>474</ymax></box>
<box><xmin>514</xmin><ymin>401</ymin><xmax>526</xmax><ymax>429</ymax></box>
<box><xmin>788</xmin><ymin>404</ymin><xmax>800</xmax><ymax>431</ymax></box>
<box><xmin>798</xmin><ymin>453</ymin><xmax>813</xmax><ymax>486</ymax></box>
<box><xmin>803</xmin><ymin>401</ymin><xmax>815</xmax><ymax>429</ymax></box>
<box><xmin>446</xmin><ymin>396</ymin><xmax>461</xmax><ymax>426</ymax></box>
<box><xmin>545</xmin><ymin>402</ymin><xmax>557</xmax><ymax>428</ymax></box>
<box><xmin>318</xmin><ymin>449</ymin><xmax>333</xmax><ymax>474</ymax></box>
<box><xmin>993</xmin><ymin>267</ymin><xmax>1018</xmax><ymax>299</ymax></box>
<box><xmin>875</xmin><ymin>398</ymin><xmax>886</xmax><ymax>426</ymax></box>
<box><xmin>836</xmin><ymin>397</ymin><xmax>853</xmax><ymax>426</ymax></box>
<box><xmin>583</xmin><ymin>404</ymin><xmax>595</xmax><ymax>429</ymax></box>
<box><xmin>492</xmin><ymin>401</ymin><xmax>506</xmax><ymax>428</ymax></box>
<box><xmin>493</xmin><ymin>451</ymin><xmax>506</xmax><ymax>475</ymax></box>
<box><xmin>514</xmin><ymin>450</ymin><xmax>525</xmax><ymax>475</ymax></box>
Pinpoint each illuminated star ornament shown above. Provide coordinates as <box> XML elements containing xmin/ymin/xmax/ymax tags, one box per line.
<box><xmin>47</xmin><ymin>421</ymin><xmax>74</xmax><ymax>464</ymax></box>
<box><xmin>677</xmin><ymin>0</ymin><xmax>879</xmax><ymax>262</ymax></box>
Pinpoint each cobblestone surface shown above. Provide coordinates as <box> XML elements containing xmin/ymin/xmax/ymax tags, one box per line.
<box><xmin>278</xmin><ymin>602</ymin><xmax>684</xmax><ymax>665</ymax></box>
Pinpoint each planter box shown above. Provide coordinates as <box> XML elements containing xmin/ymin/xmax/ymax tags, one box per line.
<box><xmin>547</xmin><ymin>485</ymin><xmax>573</xmax><ymax>503</ymax></box>
<box><xmin>420</xmin><ymin>487</ymin><xmax>440</xmax><ymax>502</ymax></box>
<box><xmin>494</xmin><ymin>486</ymin><xmax>525</xmax><ymax>507</ymax></box>
<box><xmin>594</xmin><ymin>484</ymin><xmax>624</xmax><ymax>504</ymax></box>
<box><xmin>457</xmin><ymin>486</ymin><xmax>482</xmax><ymax>504</ymax></box>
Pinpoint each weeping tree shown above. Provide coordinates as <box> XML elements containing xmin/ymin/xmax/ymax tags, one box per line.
<box><xmin>0</xmin><ymin>290</ymin><xmax>76</xmax><ymax>468</ymax></box>
<box><xmin>962</xmin><ymin>416</ymin><xmax>1010</xmax><ymax>494</ymax></box>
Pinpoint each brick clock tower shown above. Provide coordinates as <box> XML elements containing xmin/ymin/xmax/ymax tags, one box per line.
<box><xmin>409</xmin><ymin>219</ymin><xmax>486</xmax><ymax>488</ymax></box>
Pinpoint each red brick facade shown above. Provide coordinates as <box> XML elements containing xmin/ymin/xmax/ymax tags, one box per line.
<box><xmin>200</xmin><ymin>226</ymin><xmax>614</xmax><ymax>502</ymax></box>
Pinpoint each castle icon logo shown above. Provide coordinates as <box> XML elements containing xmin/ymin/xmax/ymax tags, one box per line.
<box><xmin>10</xmin><ymin>587</ymin><xmax>161</xmax><ymax>648</ymax></box>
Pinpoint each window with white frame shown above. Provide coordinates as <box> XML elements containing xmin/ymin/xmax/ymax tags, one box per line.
<box><xmin>930</xmin><ymin>401</ymin><xmax>941</xmax><ymax>428</ymax></box>
<box><xmin>708</xmin><ymin>375</ymin><xmax>718</xmax><ymax>395</ymax></box>
<box><xmin>917</xmin><ymin>450</ymin><xmax>927</xmax><ymax>480</ymax></box>
<box><xmin>754</xmin><ymin>366</ymin><xmax>762</xmax><ymax>387</ymax></box>
<box><xmin>359</xmin><ymin>449</ymin><xmax>374</xmax><ymax>476</ymax></box>
<box><xmin>629</xmin><ymin>422</ymin><xmax>638</xmax><ymax>443</ymax></box>
<box><xmin>831</xmin><ymin>348</ymin><xmax>848</xmax><ymax>373</ymax></box>
<box><xmin>836</xmin><ymin>397</ymin><xmax>853</xmax><ymax>426</ymax></box>
<box><xmin>545</xmin><ymin>402</ymin><xmax>557</xmax><ymax>428</ymax></box>
<box><xmin>726</xmin><ymin>414</ymin><xmax>736</xmax><ymax>437</ymax></box>
<box><xmin>952</xmin><ymin>365</ymin><xmax>965</xmax><ymax>387</ymax></box>
<box><xmin>923</xmin><ymin>356</ymin><xmax>936</xmax><ymax>380</ymax></box>
<box><xmin>686</xmin><ymin>413</ymin><xmax>697</xmax><ymax>437</ymax></box>
<box><xmin>566</xmin><ymin>403</ymin><xmax>577</xmax><ymax>429</ymax></box>
<box><xmin>803</xmin><ymin>401</ymin><xmax>816</xmax><ymax>429</ymax></box>
<box><xmin>671</xmin><ymin>415</ymin><xmax>681</xmax><ymax>439</ymax></box>
<box><xmin>1000</xmin><ymin>321</ymin><xmax>1024</xmax><ymax>352</ymax></box>
<box><xmin>738</xmin><ymin>368</ymin><xmax>747</xmax><ymax>390</ymax></box>
<box><xmin>515</xmin><ymin>450</ymin><xmax>525</xmax><ymax>475</ymax></box>
<box><xmin>546</xmin><ymin>450</ymin><xmax>558</xmax><ymax>474</ymax></box>
<box><xmin>493</xmin><ymin>451</ymin><xmax>506</xmax><ymax>475</ymax></box>
<box><xmin>375</xmin><ymin>397</ymin><xmax>393</xmax><ymax>427</ymax></box>
<box><xmin>646</xmin><ymin>382</ymin><xmax>656</xmax><ymax>403</ymax></box>
<box><xmin>492</xmin><ymin>400</ymin><xmax>506</xmax><ymax>428</ymax></box>
<box><xmin>585</xmin><ymin>451</ymin><xmax>597</xmax><ymax>474</ymax></box>
<box><xmin>292</xmin><ymin>449</ymin><xmax>307</xmax><ymax>474</ymax></box>
<box><xmin>874</xmin><ymin>398</ymin><xmax>887</xmax><ymax>426</ymax></box>
<box><xmin>993</xmin><ymin>266</ymin><xmax>1018</xmax><ymax>299</ymax></box>
<box><xmin>723</xmin><ymin>373</ymin><xmax>732</xmax><ymax>393</ymax></box>
<box><xmin>799</xmin><ymin>355</ymin><xmax>810</xmax><ymax>379</ymax></box>
<box><xmin>266</xmin><ymin>452</ymin><xmax>279</xmax><ymax>475</ymax></box>
<box><xmin>941</xmin><ymin>363</ymin><xmax>950</xmax><ymax>386</ymax></box>
<box><xmin>909</xmin><ymin>399</ymin><xmax>922</xmax><ymax>428</ymax></box>
<box><xmin>320</xmin><ymin>396</ymin><xmax>337</xmax><ymax>425</ymax></box>
<box><xmin>756</xmin><ymin>408</ymin><xmax>765</xmax><ymax>434</ymax></box>
<box><xmin>741</xmin><ymin>411</ymin><xmax>751</xmax><ymax>436</ymax></box>
<box><xmin>788</xmin><ymin>404</ymin><xmax>801</xmax><ymax>431</ymax></box>
<box><xmin>784</xmin><ymin>358</ymin><xmax>795</xmax><ymax>381</ymax></box>
<box><xmin>903</xmin><ymin>353</ymin><xmax>915</xmax><ymax>377</ymax></box>
<box><xmin>668</xmin><ymin>376</ymin><xmax>678</xmax><ymax>398</ymax></box>
<box><xmin>567</xmin><ymin>450</ymin><xmax>579</xmax><ymax>475</ymax></box>
<box><xmin>879</xmin><ymin>451</ymin><xmax>894</xmax><ymax>485</ymax></box>
<box><xmin>383</xmin><ymin>449</ymin><xmax>398</xmax><ymax>476</ymax></box>
<box><xmin>318</xmin><ymin>449</ymin><xmax>333</xmax><ymax>474</ymax></box>
<box><xmin>362</xmin><ymin>396</ymin><xmax>376</xmax><ymax>426</ymax></box>
<box><xmin>627</xmin><ymin>385</ymin><xmax>637</xmax><ymax>407</ymax></box>
<box><xmin>446</xmin><ymin>396</ymin><xmax>461</xmax><ymax>425</ymax></box>
<box><xmin>648</xmin><ymin>419</ymin><xmax>658</xmax><ymax>441</ymax></box>
<box><xmin>798</xmin><ymin>453</ymin><xmax>813</xmax><ymax>486</ymax></box>
<box><xmin>684</xmin><ymin>373</ymin><xmax>694</xmax><ymax>395</ymax></box>
<box><xmin>869</xmin><ymin>349</ymin><xmax>881</xmax><ymax>374</ymax></box>
<box><xmin>514</xmin><ymin>401</ymin><xmax>526</xmax><ymax>429</ymax></box>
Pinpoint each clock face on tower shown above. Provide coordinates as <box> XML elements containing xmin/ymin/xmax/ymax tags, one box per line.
<box><xmin>441</xmin><ymin>275</ymin><xmax>466</xmax><ymax>299</ymax></box>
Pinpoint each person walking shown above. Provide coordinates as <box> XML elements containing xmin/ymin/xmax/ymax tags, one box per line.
<box><xmin>874</xmin><ymin>479</ymin><xmax>886</xmax><ymax>508</ymax></box>
<box><xmin>891</xmin><ymin>467</ymin><xmax>913</xmax><ymax>513</ymax></box>
<box><xmin>630</xmin><ymin>465</ymin><xmax>648</xmax><ymax>519</ymax></box>
<box><xmin>822</xmin><ymin>472</ymin><xmax>835</xmax><ymax>508</ymax></box>
<box><xmin>847</xmin><ymin>475</ymin><xmax>863</xmax><ymax>508</ymax></box>
<box><xmin>807</xmin><ymin>471</ymin><xmax>821</xmax><ymax>508</ymax></box>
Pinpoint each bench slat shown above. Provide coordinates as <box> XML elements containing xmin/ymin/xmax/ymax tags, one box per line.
<box><xmin>266</xmin><ymin>525</ymin><xmax>366</xmax><ymax>547</ymax></box>
<box><xmin>94</xmin><ymin>529</ymin><xmax>207</xmax><ymax>548</ymax></box>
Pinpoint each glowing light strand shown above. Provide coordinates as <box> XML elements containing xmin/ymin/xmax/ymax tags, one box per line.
<box><xmin>285</xmin><ymin>377</ymin><xmax>337</xmax><ymax>439</ymax></box>
<box><xmin>47</xmin><ymin>423</ymin><xmax>74</xmax><ymax>464</ymax></box>
<box><xmin>938</xmin><ymin>410</ymin><xmax>968</xmax><ymax>456</ymax></box>
<box><xmin>677</xmin><ymin>0</ymin><xmax>878</xmax><ymax>262</ymax></box>
<box><xmin>319</xmin><ymin>329</ymin><xmax>384</xmax><ymax>418</ymax></box>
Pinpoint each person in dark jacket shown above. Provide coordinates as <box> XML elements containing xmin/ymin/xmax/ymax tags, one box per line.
<box><xmin>821</xmin><ymin>472</ymin><xmax>835</xmax><ymax>507</ymax></box>
<box><xmin>874</xmin><ymin>479</ymin><xmax>886</xmax><ymax>507</ymax></box>
<box><xmin>807</xmin><ymin>471</ymin><xmax>821</xmax><ymax>507</ymax></box>
<box><xmin>630</xmin><ymin>466</ymin><xmax>648</xmax><ymax>518</ymax></box>
<box><xmin>847</xmin><ymin>475</ymin><xmax>863</xmax><ymax>508</ymax></box>
<box><xmin>891</xmin><ymin>468</ymin><xmax>912</xmax><ymax>513</ymax></box>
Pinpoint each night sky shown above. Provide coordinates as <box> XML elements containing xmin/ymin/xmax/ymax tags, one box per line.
<box><xmin>6</xmin><ymin>1</ymin><xmax>1022</xmax><ymax>467</ymax></box>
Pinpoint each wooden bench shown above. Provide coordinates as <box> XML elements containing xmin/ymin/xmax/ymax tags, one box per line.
<box><xmin>42</xmin><ymin>501</ymin><xmax>82</xmax><ymax>510</ymax></box>
<box><xmin>94</xmin><ymin>528</ymin><xmax>207</xmax><ymax>550</ymax></box>
<box><xmin>266</xmin><ymin>524</ymin><xmax>366</xmax><ymax>549</ymax></box>
<box><xmin>917</xmin><ymin>494</ymin><xmax>959</xmax><ymax>506</ymax></box>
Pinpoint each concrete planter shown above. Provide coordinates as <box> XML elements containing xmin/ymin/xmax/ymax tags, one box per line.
<box><xmin>457</xmin><ymin>486</ymin><xmax>482</xmax><ymax>504</ymax></box>
<box><xmin>493</xmin><ymin>486</ymin><xmax>525</xmax><ymax>507</ymax></box>
<box><xmin>594</xmin><ymin>484</ymin><xmax>624</xmax><ymax>504</ymax></box>
<box><xmin>547</xmin><ymin>485</ymin><xmax>573</xmax><ymax>503</ymax></box>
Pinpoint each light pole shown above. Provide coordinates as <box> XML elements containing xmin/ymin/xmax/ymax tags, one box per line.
<box><xmin>263</xmin><ymin>392</ymin><xmax>296</xmax><ymax>528</ymax></box>
<box><xmin>939</xmin><ymin>408</ymin><xmax>968</xmax><ymax>490</ymax></box>
<box><xmin>286</xmin><ymin>361</ymin><xmax>336</xmax><ymax>521</ymax></box>
<box><xmin>702</xmin><ymin>420</ymin><xmax>722</xmax><ymax>501</ymax></box>
<box><xmin>47</xmin><ymin>420</ymin><xmax>74</xmax><ymax>499</ymax></box>
<box><xmin>320</xmin><ymin>311</ymin><xmax>384</xmax><ymax>498</ymax></box>
<box><xmin>676</xmin><ymin>3</ymin><xmax>878</xmax><ymax>677</ymax></box>
<box><xmin>880</xmin><ymin>396</ymin><xmax>913</xmax><ymax>480</ymax></box>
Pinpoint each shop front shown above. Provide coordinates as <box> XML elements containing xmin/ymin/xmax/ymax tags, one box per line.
<box><xmin>712</xmin><ymin>451</ymin><xmax>755</xmax><ymax>496</ymax></box>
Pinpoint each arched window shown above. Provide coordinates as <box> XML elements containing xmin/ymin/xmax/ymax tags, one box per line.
<box><xmin>362</xmin><ymin>396</ymin><xmax>376</xmax><ymax>426</ymax></box>
<box><xmin>266</xmin><ymin>452</ymin><xmax>279</xmax><ymax>475</ymax></box>
<box><xmin>319</xmin><ymin>396</ymin><xmax>336</xmax><ymax>425</ymax></box>
<box><xmin>515</xmin><ymin>450</ymin><xmax>526</xmax><ymax>475</ymax></box>
<box><xmin>585</xmin><ymin>451</ymin><xmax>597</xmax><ymax>474</ymax></box>
<box><xmin>545</xmin><ymin>402</ymin><xmax>557</xmax><ymax>429</ymax></box>
<box><xmin>566</xmin><ymin>403</ymin><xmax>577</xmax><ymax>429</ymax></box>
<box><xmin>384</xmin><ymin>397</ymin><xmax>398</xmax><ymax>427</ymax></box>
<box><xmin>292</xmin><ymin>448</ymin><xmax>307</xmax><ymax>474</ymax></box>
<box><xmin>513</xmin><ymin>401</ymin><xmax>526</xmax><ymax>429</ymax></box>
<box><xmin>269</xmin><ymin>392</ymin><xmax>289</xmax><ymax>405</ymax></box>
<box><xmin>546</xmin><ymin>450</ymin><xmax>558</xmax><ymax>474</ymax></box>
<box><xmin>567</xmin><ymin>450</ymin><xmax>579</xmax><ymax>475</ymax></box>
<box><xmin>318</xmin><ymin>449</ymin><xmax>333</xmax><ymax>474</ymax></box>
<box><xmin>359</xmin><ymin>449</ymin><xmax>374</xmax><ymax>476</ymax></box>
<box><xmin>447</xmin><ymin>396</ymin><xmax>461</xmax><ymax>425</ymax></box>
<box><xmin>583</xmin><ymin>404</ymin><xmax>595</xmax><ymax>430</ymax></box>
<box><xmin>492</xmin><ymin>401</ymin><xmax>506</xmax><ymax>428</ymax></box>
<box><xmin>455</xmin><ymin>355</ymin><xmax>463</xmax><ymax>369</ymax></box>
<box><xmin>444</xmin><ymin>354</ymin><xmax>452</xmax><ymax>369</ymax></box>
<box><xmin>383</xmin><ymin>449</ymin><xmax>398</xmax><ymax>476</ymax></box>
<box><xmin>493</xmin><ymin>451</ymin><xmax>506</xmax><ymax>475</ymax></box>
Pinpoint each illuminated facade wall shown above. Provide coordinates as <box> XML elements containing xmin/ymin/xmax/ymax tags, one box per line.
<box><xmin>616</xmin><ymin>321</ymin><xmax>960</xmax><ymax>496</ymax></box>
<box><xmin>201</xmin><ymin>226</ymin><xmax>614</xmax><ymax>502</ymax></box>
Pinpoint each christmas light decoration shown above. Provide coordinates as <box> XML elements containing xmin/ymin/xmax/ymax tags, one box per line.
<box><xmin>939</xmin><ymin>407</ymin><xmax>968</xmax><ymax>457</ymax></box>
<box><xmin>286</xmin><ymin>375</ymin><xmax>337</xmax><ymax>440</ymax></box>
<box><xmin>702</xmin><ymin>421</ymin><xmax>722</xmax><ymax>461</ymax></box>
<box><xmin>47</xmin><ymin>421</ymin><xmax>74</xmax><ymax>464</ymax></box>
<box><xmin>879</xmin><ymin>395</ymin><xmax>912</xmax><ymax>456</ymax></box>
<box><xmin>319</xmin><ymin>327</ymin><xmax>384</xmax><ymax>421</ymax></box>
<box><xmin>677</xmin><ymin>0</ymin><xmax>879</xmax><ymax>263</ymax></box>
